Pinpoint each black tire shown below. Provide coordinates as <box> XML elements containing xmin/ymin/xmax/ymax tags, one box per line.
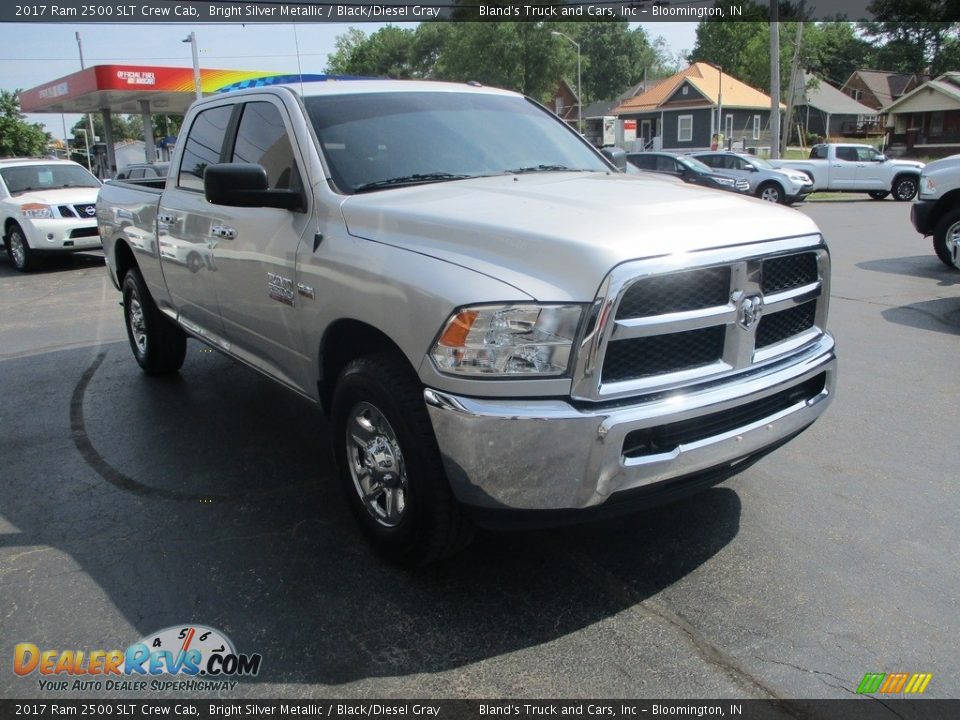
<box><xmin>868</xmin><ymin>191</ymin><xmax>890</xmax><ymax>200</ymax></box>
<box><xmin>932</xmin><ymin>209</ymin><xmax>960</xmax><ymax>270</ymax></box>
<box><xmin>6</xmin><ymin>224</ymin><xmax>36</xmax><ymax>272</ymax></box>
<box><xmin>121</xmin><ymin>267</ymin><xmax>187</xmax><ymax>374</ymax></box>
<box><xmin>892</xmin><ymin>175</ymin><xmax>919</xmax><ymax>201</ymax></box>
<box><xmin>756</xmin><ymin>182</ymin><xmax>784</xmax><ymax>204</ymax></box>
<box><xmin>331</xmin><ymin>353</ymin><xmax>474</xmax><ymax>565</ymax></box>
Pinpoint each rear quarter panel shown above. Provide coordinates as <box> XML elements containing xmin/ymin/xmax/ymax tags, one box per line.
<box><xmin>97</xmin><ymin>181</ymin><xmax>168</xmax><ymax>305</ymax></box>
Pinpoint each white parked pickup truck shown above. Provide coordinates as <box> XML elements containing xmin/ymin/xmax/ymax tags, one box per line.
<box><xmin>1</xmin><ymin>158</ymin><xmax>103</xmax><ymax>271</ymax></box>
<box><xmin>97</xmin><ymin>79</ymin><xmax>837</xmax><ymax>564</ymax></box>
<box><xmin>769</xmin><ymin>143</ymin><xmax>924</xmax><ymax>200</ymax></box>
<box><xmin>910</xmin><ymin>154</ymin><xmax>960</xmax><ymax>269</ymax></box>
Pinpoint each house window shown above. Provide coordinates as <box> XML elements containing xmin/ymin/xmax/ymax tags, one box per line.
<box><xmin>724</xmin><ymin>114</ymin><xmax>733</xmax><ymax>138</ymax></box>
<box><xmin>678</xmin><ymin>115</ymin><xmax>693</xmax><ymax>142</ymax></box>
<box><xmin>853</xmin><ymin>89</ymin><xmax>862</xmax><ymax>101</ymax></box>
<box><xmin>894</xmin><ymin>115</ymin><xmax>907</xmax><ymax>134</ymax></box>
<box><xmin>682</xmin><ymin>86</ymin><xmax>688</xmax><ymax>95</ymax></box>
<box><xmin>555</xmin><ymin>97</ymin><xmax>563</xmax><ymax>115</ymax></box>
<box><xmin>930</xmin><ymin>111</ymin><xmax>944</xmax><ymax>135</ymax></box>
<box><xmin>752</xmin><ymin>115</ymin><xmax>761</xmax><ymax>140</ymax></box>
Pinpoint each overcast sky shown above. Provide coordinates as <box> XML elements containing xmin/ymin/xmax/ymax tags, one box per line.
<box><xmin>0</xmin><ymin>21</ymin><xmax>698</xmax><ymax>140</ymax></box>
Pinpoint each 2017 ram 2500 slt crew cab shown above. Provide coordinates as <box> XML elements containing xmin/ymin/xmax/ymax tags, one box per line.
<box><xmin>97</xmin><ymin>80</ymin><xmax>837</xmax><ymax>564</ymax></box>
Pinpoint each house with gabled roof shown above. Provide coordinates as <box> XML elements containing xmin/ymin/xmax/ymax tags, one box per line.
<box><xmin>883</xmin><ymin>72</ymin><xmax>960</xmax><ymax>157</ymax></box>
<box><xmin>613</xmin><ymin>62</ymin><xmax>782</xmax><ymax>152</ymax></box>
<box><xmin>790</xmin><ymin>71</ymin><xmax>880</xmax><ymax>141</ymax></box>
<box><xmin>841</xmin><ymin>70</ymin><xmax>925</xmax><ymax>113</ymax></box>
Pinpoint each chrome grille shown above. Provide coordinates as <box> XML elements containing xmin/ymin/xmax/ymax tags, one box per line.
<box><xmin>761</xmin><ymin>252</ymin><xmax>818</xmax><ymax>294</ymax></box>
<box><xmin>571</xmin><ymin>236</ymin><xmax>830</xmax><ymax>402</ymax></box>
<box><xmin>603</xmin><ymin>326</ymin><xmax>725</xmax><ymax>382</ymax></box>
<box><xmin>756</xmin><ymin>300</ymin><xmax>817</xmax><ymax>349</ymax></box>
<box><xmin>73</xmin><ymin>203</ymin><xmax>97</xmax><ymax>218</ymax></box>
<box><xmin>616</xmin><ymin>267</ymin><xmax>730</xmax><ymax>319</ymax></box>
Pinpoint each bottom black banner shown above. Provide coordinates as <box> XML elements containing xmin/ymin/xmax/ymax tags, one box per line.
<box><xmin>2</xmin><ymin>700</ymin><xmax>958</xmax><ymax>720</ymax></box>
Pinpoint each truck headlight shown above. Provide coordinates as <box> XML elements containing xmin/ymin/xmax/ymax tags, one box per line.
<box><xmin>21</xmin><ymin>203</ymin><xmax>54</xmax><ymax>219</ymax></box>
<box><xmin>431</xmin><ymin>304</ymin><xmax>583</xmax><ymax>377</ymax></box>
<box><xmin>714</xmin><ymin>177</ymin><xmax>735</xmax><ymax>186</ymax></box>
<box><xmin>922</xmin><ymin>176</ymin><xmax>936</xmax><ymax>195</ymax></box>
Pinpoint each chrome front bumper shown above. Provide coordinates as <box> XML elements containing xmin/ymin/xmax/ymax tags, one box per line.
<box><xmin>425</xmin><ymin>334</ymin><xmax>836</xmax><ymax>511</ymax></box>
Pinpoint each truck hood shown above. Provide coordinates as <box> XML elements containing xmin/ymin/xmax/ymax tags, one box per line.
<box><xmin>6</xmin><ymin>187</ymin><xmax>100</xmax><ymax>207</ymax></box>
<box><xmin>339</xmin><ymin>172</ymin><xmax>821</xmax><ymax>301</ymax></box>
<box><xmin>889</xmin><ymin>158</ymin><xmax>925</xmax><ymax>171</ymax></box>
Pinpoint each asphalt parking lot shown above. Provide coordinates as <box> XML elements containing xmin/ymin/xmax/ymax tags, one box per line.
<box><xmin>1</xmin><ymin>198</ymin><xmax>958</xmax><ymax>702</ymax></box>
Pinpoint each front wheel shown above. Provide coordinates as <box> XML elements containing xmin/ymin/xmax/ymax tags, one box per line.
<box><xmin>868</xmin><ymin>191</ymin><xmax>890</xmax><ymax>200</ymax></box>
<box><xmin>331</xmin><ymin>353</ymin><xmax>474</xmax><ymax>565</ymax></box>
<box><xmin>892</xmin><ymin>176</ymin><xmax>918</xmax><ymax>201</ymax></box>
<box><xmin>6</xmin><ymin>225</ymin><xmax>36</xmax><ymax>272</ymax></box>
<box><xmin>122</xmin><ymin>267</ymin><xmax>187</xmax><ymax>373</ymax></box>
<box><xmin>932</xmin><ymin>209</ymin><xmax>960</xmax><ymax>270</ymax></box>
<box><xmin>757</xmin><ymin>182</ymin><xmax>784</xmax><ymax>204</ymax></box>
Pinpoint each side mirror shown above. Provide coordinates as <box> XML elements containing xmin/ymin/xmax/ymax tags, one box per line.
<box><xmin>600</xmin><ymin>147</ymin><xmax>627</xmax><ymax>172</ymax></box>
<box><xmin>743</xmin><ymin>163</ymin><xmax>756</xmax><ymax>172</ymax></box>
<box><xmin>204</xmin><ymin>163</ymin><xmax>304</xmax><ymax>211</ymax></box>
<box><xmin>876</xmin><ymin>154</ymin><xmax>888</xmax><ymax>162</ymax></box>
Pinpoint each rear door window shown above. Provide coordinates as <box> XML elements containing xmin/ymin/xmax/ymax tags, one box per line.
<box><xmin>177</xmin><ymin>104</ymin><xmax>233</xmax><ymax>191</ymax></box>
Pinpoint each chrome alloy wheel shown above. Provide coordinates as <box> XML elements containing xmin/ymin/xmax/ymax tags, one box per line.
<box><xmin>346</xmin><ymin>402</ymin><xmax>408</xmax><ymax>527</ymax></box>
<box><xmin>760</xmin><ymin>185</ymin><xmax>781</xmax><ymax>202</ymax></box>
<box><xmin>948</xmin><ymin>220</ymin><xmax>960</xmax><ymax>268</ymax></box>
<box><xmin>128</xmin><ymin>294</ymin><xmax>148</xmax><ymax>355</ymax></box>
<box><xmin>9</xmin><ymin>232</ymin><xmax>26</xmax><ymax>268</ymax></box>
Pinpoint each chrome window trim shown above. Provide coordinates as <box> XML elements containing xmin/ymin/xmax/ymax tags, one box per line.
<box><xmin>570</xmin><ymin>234</ymin><xmax>830</xmax><ymax>402</ymax></box>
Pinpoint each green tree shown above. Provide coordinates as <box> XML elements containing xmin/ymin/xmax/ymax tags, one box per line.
<box><xmin>70</xmin><ymin>114</ymin><xmax>141</xmax><ymax>142</ymax></box>
<box><xmin>569</xmin><ymin>22</ymin><xmax>669</xmax><ymax>103</ymax></box>
<box><xmin>0</xmin><ymin>90</ymin><xmax>51</xmax><ymax>157</ymax></box>
<box><xmin>859</xmin><ymin>0</ymin><xmax>960</xmax><ymax>75</ymax></box>
<box><xmin>804</xmin><ymin>21</ymin><xmax>876</xmax><ymax>87</ymax></box>
<box><xmin>325</xmin><ymin>25</ymin><xmax>433</xmax><ymax>78</ymax></box>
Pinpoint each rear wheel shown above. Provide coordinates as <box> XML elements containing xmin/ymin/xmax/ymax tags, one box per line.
<box><xmin>122</xmin><ymin>267</ymin><xmax>187</xmax><ymax>373</ymax></box>
<box><xmin>932</xmin><ymin>209</ymin><xmax>960</xmax><ymax>269</ymax></box>
<box><xmin>331</xmin><ymin>353</ymin><xmax>474</xmax><ymax>565</ymax></box>
<box><xmin>6</xmin><ymin>225</ymin><xmax>36</xmax><ymax>272</ymax></box>
<box><xmin>757</xmin><ymin>182</ymin><xmax>784</xmax><ymax>204</ymax></box>
<box><xmin>868</xmin><ymin>191</ymin><xmax>890</xmax><ymax>200</ymax></box>
<box><xmin>892</xmin><ymin>176</ymin><xmax>918</xmax><ymax>201</ymax></box>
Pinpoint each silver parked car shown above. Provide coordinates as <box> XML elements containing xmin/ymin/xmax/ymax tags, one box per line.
<box><xmin>691</xmin><ymin>151</ymin><xmax>814</xmax><ymax>204</ymax></box>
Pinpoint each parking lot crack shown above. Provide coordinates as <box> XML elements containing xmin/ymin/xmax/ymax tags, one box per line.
<box><xmin>752</xmin><ymin>655</ymin><xmax>854</xmax><ymax>695</ymax></box>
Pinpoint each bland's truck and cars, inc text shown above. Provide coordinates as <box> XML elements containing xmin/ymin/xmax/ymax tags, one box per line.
<box><xmin>97</xmin><ymin>79</ymin><xmax>837</xmax><ymax>564</ymax></box>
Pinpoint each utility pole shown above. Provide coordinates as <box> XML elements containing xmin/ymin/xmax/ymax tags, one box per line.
<box><xmin>769</xmin><ymin>0</ymin><xmax>781</xmax><ymax>159</ymax></box>
<box><xmin>183</xmin><ymin>32</ymin><xmax>202</xmax><ymax>101</ymax></box>
<box><xmin>781</xmin><ymin>11</ymin><xmax>805</xmax><ymax>157</ymax></box>
<box><xmin>75</xmin><ymin>32</ymin><xmax>97</xmax><ymax>173</ymax></box>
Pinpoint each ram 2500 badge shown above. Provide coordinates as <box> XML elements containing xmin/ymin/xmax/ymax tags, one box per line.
<box><xmin>97</xmin><ymin>80</ymin><xmax>837</xmax><ymax>564</ymax></box>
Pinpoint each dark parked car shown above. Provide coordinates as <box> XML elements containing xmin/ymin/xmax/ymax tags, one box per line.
<box><xmin>112</xmin><ymin>162</ymin><xmax>170</xmax><ymax>185</ymax></box>
<box><xmin>627</xmin><ymin>152</ymin><xmax>751</xmax><ymax>194</ymax></box>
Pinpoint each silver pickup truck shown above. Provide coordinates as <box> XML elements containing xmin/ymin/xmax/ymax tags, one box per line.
<box><xmin>97</xmin><ymin>80</ymin><xmax>837</xmax><ymax>564</ymax></box>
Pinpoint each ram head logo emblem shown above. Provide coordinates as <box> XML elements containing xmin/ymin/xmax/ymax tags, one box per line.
<box><xmin>737</xmin><ymin>294</ymin><xmax>764</xmax><ymax>330</ymax></box>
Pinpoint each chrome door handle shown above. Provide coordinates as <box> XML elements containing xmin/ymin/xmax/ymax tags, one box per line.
<box><xmin>211</xmin><ymin>225</ymin><xmax>237</xmax><ymax>239</ymax></box>
<box><xmin>157</xmin><ymin>213</ymin><xmax>179</xmax><ymax>224</ymax></box>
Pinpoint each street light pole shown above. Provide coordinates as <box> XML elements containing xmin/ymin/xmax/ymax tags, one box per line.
<box><xmin>182</xmin><ymin>32</ymin><xmax>202</xmax><ymax>101</ymax></box>
<box><xmin>551</xmin><ymin>31</ymin><xmax>582</xmax><ymax>134</ymax></box>
<box><xmin>75</xmin><ymin>32</ymin><xmax>97</xmax><ymax>172</ymax></box>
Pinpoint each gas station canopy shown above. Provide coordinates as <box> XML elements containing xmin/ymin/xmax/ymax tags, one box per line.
<box><xmin>20</xmin><ymin>64</ymin><xmax>279</xmax><ymax>115</ymax></box>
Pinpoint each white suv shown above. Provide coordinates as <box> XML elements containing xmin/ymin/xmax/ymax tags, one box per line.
<box><xmin>1</xmin><ymin>158</ymin><xmax>102</xmax><ymax>271</ymax></box>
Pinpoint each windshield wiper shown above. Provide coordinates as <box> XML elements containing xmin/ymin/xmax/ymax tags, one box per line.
<box><xmin>505</xmin><ymin>164</ymin><xmax>586</xmax><ymax>174</ymax></box>
<box><xmin>354</xmin><ymin>173</ymin><xmax>473</xmax><ymax>193</ymax></box>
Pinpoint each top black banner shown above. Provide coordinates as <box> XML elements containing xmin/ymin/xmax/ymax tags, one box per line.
<box><xmin>3</xmin><ymin>0</ymin><xmax>891</xmax><ymax>24</ymax></box>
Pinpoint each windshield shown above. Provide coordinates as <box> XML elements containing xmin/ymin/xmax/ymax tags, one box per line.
<box><xmin>0</xmin><ymin>164</ymin><xmax>100</xmax><ymax>194</ymax></box>
<box><xmin>678</xmin><ymin>157</ymin><xmax>713</xmax><ymax>174</ymax></box>
<box><xmin>305</xmin><ymin>91</ymin><xmax>610</xmax><ymax>194</ymax></box>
